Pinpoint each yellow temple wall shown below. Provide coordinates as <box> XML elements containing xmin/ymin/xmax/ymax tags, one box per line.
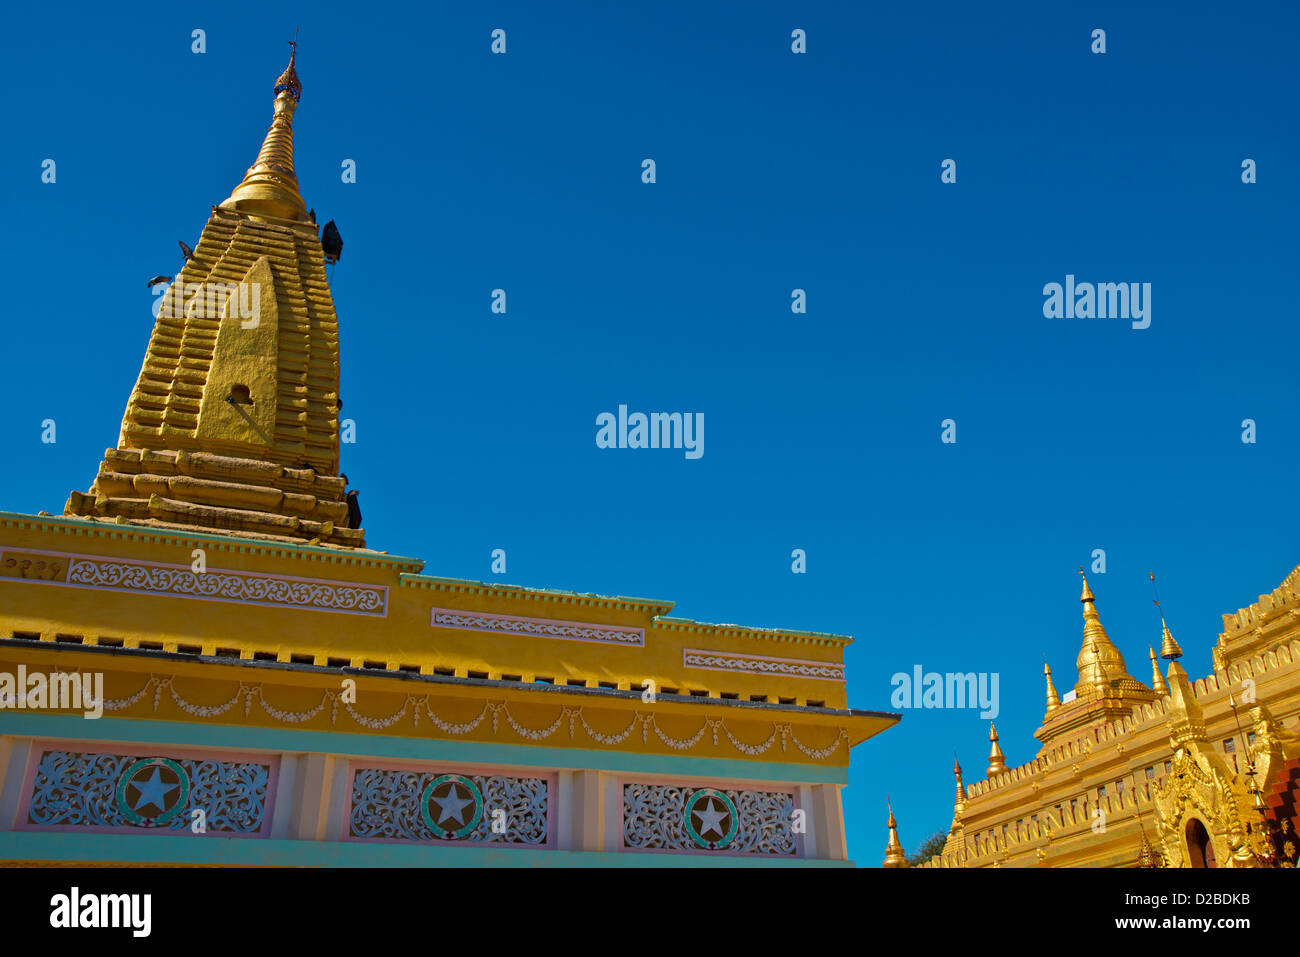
<box><xmin>0</xmin><ymin>514</ymin><xmax>853</xmax><ymax>712</ymax></box>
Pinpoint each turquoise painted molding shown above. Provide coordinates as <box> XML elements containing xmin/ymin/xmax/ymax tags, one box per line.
<box><xmin>0</xmin><ymin>831</ymin><xmax>853</xmax><ymax>867</ymax></box>
<box><xmin>0</xmin><ymin>713</ymin><xmax>850</xmax><ymax>785</ymax></box>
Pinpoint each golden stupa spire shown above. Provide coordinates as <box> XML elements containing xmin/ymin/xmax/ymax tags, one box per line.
<box><xmin>64</xmin><ymin>40</ymin><xmax>360</xmax><ymax>547</ymax></box>
<box><xmin>1149</xmin><ymin>646</ymin><xmax>1169</xmax><ymax>695</ymax></box>
<box><xmin>1043</xmin><ymin>660</ymin><xmax>1061</xmax><ymax>717</ymax></box>
<box><xmin>949</xmin><ymin>753</ymin><xmax>967</xmax><ymax>834</ymax></box>
<box><xmin>1074</xmin><ymin>570</ymin><xmax>1135</xmax><ymax>695</ymax></box>
<box><xmin>220</xmin><ymin>36</ymin><xmax>310</xmax><ymax>223</ymax></box>
<box><xmin>986</xmin><ymin>722</ymin><xmax>1007</xmax><ymax>778</ymax></box>
<box><xmin>883</xmin><ymin>799</ymin><xmax>907</xmax><ymax>868</ymax></box>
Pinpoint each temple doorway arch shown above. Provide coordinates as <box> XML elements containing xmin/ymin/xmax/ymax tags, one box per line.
<box><xmin>1185</xmin><ymin>818</ymin><xmax>1217</xmax><ymax>868</ymax></box>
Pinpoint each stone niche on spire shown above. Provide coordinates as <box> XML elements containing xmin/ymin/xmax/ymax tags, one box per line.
<box><xmin>1033</xmin><ymin>575</ymin><xmax>1154</xmax><ymax>749</ymax></box>
<box><xmin>64</xmin><ymin>50</ymin><xmax>363</xmax><ymax>549</ymax></box>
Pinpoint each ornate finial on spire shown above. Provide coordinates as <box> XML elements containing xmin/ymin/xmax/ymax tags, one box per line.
<box><xmin>1159</xmin><ymin>619</ymin><xmax>1183</xmax><ymax>661</ymax></box>
<box><xmin>1149</xmin><ymin>646</ymin><xmax>1169</xmax><ymax>695</ymax></box>
<box><xmin>883</xmin><ymin>798</ymin><xmax>908</xmax><ymax>868</ymax></box>
<box><xmin>1043</xmin><ymin>660</ymin><xmax>1061</xmax><ymax>716</ymax></box>
<box><xmin>1080</xmin><ymin>566</ymin><xmax>1095</xmax><ymax>604</ymax></box>
<box><xmin>987</xmin><ymin>722</ymin><xmax>1008</xmax><ymax>778</ymax></box>
<box><xmin>949</xmin><ymin>753</ymin><xmax>967</xmax><ymax>838</ymax></box>
<box><xmin>276</xmin><ymin>30</ymin><xmax>302</xmax><ymax>102</ymax></box>
<box><xmin>1149</xmin><ymin>571</ymin><xmax>1183</xmax><ymax>661</ymax></box>
<box><xmin>220</xmin><ymin>43</ymin><xmax>310</xmax><ymax>222</ymax></box>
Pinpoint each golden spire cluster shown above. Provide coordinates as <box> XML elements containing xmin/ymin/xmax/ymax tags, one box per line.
<box><xmin>901</xmin><ymin>565</ymin><xmax>1300</xmax><ymax>869</ymax></box>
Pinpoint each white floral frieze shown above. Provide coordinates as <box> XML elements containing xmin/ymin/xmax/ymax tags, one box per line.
<box><xmin>682</xmin><ymin>649</ymin><xmax>844</xmax><ymax>681</ymax></box>
<box><xmin>431</xmin><ymin>609</ymin><xmax>643</xmax><ymax>646</ymax></box>
<box><xmin>6</xmin><ymin>548</ymin><xmax>388</xmax><ymax>616</ymax></box>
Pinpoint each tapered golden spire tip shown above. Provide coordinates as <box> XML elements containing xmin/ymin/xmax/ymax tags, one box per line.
<box><xmin>220</xmin><ymin>40</ymin><xmax>310</xmax><ymax>223</ymax></box>
<box><xmin>987</xmin><ymin>722</ymin><xmax>1007</xmax><ymax>778</ymax></box>
<box><xmin>276</xmin><ymin>32</ymin><xmax>302</xmax><ymax>102</ymax></box>
<box><xmin>883</xmin><ymin>799</ymin><xmax>908</xmax><ymax>868</ymax></box>
<box><xmin>1149</xmin><ymin>646</ymin><xmax>1169</xmax><ymax>694</ymax></box>
<box><xmin>1043</xmin><ymin>661</ymin><xmax>1061</xmax><ymax>717</ymax></box>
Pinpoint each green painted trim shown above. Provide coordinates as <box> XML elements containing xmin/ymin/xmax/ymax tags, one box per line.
<box><xmin>0</xmin><ymin>713</ymin><xmax>850</xmax><ymax>785</ymax></box>
<box><xmin>0</xmin><ymin>831</ymin><xmax>853</xmax><ymax>867</ymax></box>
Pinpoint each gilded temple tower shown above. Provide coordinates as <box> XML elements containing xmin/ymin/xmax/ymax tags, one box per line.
<box><xmin>905</xmin><ymin>570</ymin><xmax>1300</xmax><ymax>868</ymax></box>
<box><xmin>64</xmin><ymin>49</ymin><xmax>360</xmax><ymax>548</ymax></box>
<box><xmin>0</xmin><ymin>47</ymin><xmax>898</xmax><ymax>867</ymax></box>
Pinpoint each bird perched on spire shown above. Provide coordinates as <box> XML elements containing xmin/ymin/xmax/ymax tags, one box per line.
<box><xmin>339</xmin><ymin>474</ymin><xmax>361</xmax><ymax>529</ymax></box>
<box><xmin>321</xmin><ymin>220</ymin><xmax>343</xmax><ymax>264</ymax></box>
<box><xmin>179</xmin><ymin>240</ymin><xmax>194</xmax><ymax>263</ymax></box>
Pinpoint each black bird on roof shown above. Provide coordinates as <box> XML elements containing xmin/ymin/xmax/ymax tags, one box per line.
<box><xmin>321</xmin><ymin>220</ymin><xmax>343</xmax><ymax>264</ymax></box>
<box><xmin>147</xmin><ymin>275</ymin><xmax>172</xmax><ymax>288</ymax></box>
<box><xmin>179</xmin><ymin>240</ymin><xmax>194</xmax><ymax>263</ymax></box>
<box><xmin>346</xmin><ymin>489</ymin><xmax>362</xmax><ymax>529</ymax></box>
<box><xmin>309</xmin><ymin>208</ymin><xmax>317</xmax><ymax>224</ymax></box>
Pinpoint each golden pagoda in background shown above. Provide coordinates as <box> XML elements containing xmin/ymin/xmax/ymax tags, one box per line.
<box><xmin>890</xmin><ymin>570</ymin><xmax>1300</xmax><ymax>868</ymax></box>
<box><xmin>0</xmin><ymin>47</ymin><xmax>898</xmax><ymax>867</ymax></box>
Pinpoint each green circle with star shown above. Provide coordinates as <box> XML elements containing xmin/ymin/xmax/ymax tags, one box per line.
<box><xmin>115</xmin><ymin>757</ymin><xmax>190</xmax><ymax>827</ymax></box>
<box><xmin>684</xmin><ymin>788</ymin><xmax>739</xmax><ymax>849</ymax></box>
<box><xmin>420</xmin><ymin>774</ymin><xmax>484</xmax><ymax>840</ymax></box>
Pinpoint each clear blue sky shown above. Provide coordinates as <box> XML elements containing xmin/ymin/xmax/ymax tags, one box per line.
<box><xmin>2</xmin><ymin>1</ymin><xmax>1297</xmax><ymax>864</ymax></box>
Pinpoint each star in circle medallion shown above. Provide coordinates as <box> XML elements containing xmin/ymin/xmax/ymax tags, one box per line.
<box><xmin>115</xmin><ymin>757</ymin><xmax>190</xmax><ymax>827</ymax></box>
<box><xmin>420</xmin><ymin>774</ymin><xmax>484</xmax><ymax>840</ymax></box>
<box><xmin>684</xmin><ymin>788</ymin><xmax>739</xmax><ymax>849</ymax></box>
